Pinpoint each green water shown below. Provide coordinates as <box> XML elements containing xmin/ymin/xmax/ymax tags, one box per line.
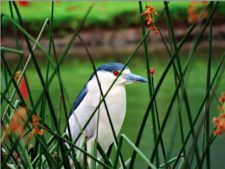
<box><xmin>22</xmin><ymin>56</ymin><xmax>225</xmax><ymax>168</ymax></box>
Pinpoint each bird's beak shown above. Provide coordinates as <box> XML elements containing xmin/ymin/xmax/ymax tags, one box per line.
<box><xmin>122</xmin><ymin>73</ymin><xmax>148</xmax><ymax>83</ymax></box>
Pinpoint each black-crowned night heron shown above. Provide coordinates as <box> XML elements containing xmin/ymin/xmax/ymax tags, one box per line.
<box><xmin>65</xmin><ymin>62</ymin><xmax>147</xmax><ymax>165</ymax></box>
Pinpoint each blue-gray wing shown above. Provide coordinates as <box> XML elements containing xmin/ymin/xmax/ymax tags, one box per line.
<box><xmin>66</xmin><ymin>75</ymin><xmax>97</xmax><ymax>141</ymax></box>
<box><xmin>65</xmin><ymin>85</ymin><xmax>88</xmax><ymax>133</ymax></box>
<box><xmin>66</xmin><ymin>84</ymin><xmax>98</xmax><ymax>142</ymax></box>
<box><xmin>69</xmin><ymin>73</ymin><xmax>95</xmax><ymax>116</ymax></box>
<box><xmin>69</xmin><ymin>85</ymin><xmax>88</xmax><ymax>116</ymax></box>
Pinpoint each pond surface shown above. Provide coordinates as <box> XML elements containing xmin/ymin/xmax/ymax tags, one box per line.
<box><xmin>21</xmin><ymin>55</ymin><xmax>225</xmax><ymax>168</ymax></box>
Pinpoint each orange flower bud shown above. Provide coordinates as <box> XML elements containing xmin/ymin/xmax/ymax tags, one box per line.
<box><xmin>213</xmin><ymin>97</ymin><xmax>225</xmax><ymax>136</ymax></box>
<box><xmin>220</xmin><ymin>93</ymin><xmax>225</xmax><ymax>103</ymax></box>
<box><xmin>147</xmin><ymin>17</ymin><xmax>153</xmax><ymax>25</ymax></box>
<box><xmin>141</xmin><ymin>11</ymin><xmax>149</xmax><ymax>16</ymax></box>
<box><xmin>3</xmin><ymin>107</ymin><xmax>28</xmax><ymax>138</ymax></box>
<box><xmin>142</xmin><ymin>5</ymin><xmax>159</xmax><ymax>35</ymax></box>
<box><xmin>14</xmin><ymin>71</ymin><xmax>21</xmax><ymax>82</ymax></box>
<box><xmin>149</xmin><ymin>67</ymin><xmax>156</xmax><ymax>75</ymax></box>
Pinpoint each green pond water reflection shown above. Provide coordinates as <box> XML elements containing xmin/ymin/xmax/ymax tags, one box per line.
<box><xmin>25</xmin><ymin>56</ymin><xmax>224</xmax><ymax>168</ymax></box>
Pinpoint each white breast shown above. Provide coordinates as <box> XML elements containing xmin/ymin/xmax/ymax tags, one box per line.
<box><xmin>86</xmin><ymin>72</ymin><xmax>127</xmax><ymax>150</ymax></box>
<box><xmin>97</xmin><ymin>85</ymin><xmax>126</xmax><ymax>150</ymax></box>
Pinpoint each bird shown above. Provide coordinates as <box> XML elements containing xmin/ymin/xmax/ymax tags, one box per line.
<box><xmin>65</xmin><ymin>62</ymin><xmax>147</xmax><ymax>165</ymax></box>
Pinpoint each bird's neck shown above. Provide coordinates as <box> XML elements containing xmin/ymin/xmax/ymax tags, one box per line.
<box><xmin>88</xmin><ymin>76</ymin><xmax>124</xmax><ymax>95</ymax></box>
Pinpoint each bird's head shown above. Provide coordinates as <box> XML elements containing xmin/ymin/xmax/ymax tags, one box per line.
<box><xmin>93</xmin><ymin>62</ymin><xmax>147</xmax><ymax>86</ymax></box>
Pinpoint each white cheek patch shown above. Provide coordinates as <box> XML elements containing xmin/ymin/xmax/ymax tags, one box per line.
<box><xmin>122</xmin><ymin>69</ymin><xmax>131</xmax><ymax>75</ymax></box>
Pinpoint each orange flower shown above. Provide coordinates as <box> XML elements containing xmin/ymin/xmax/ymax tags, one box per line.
<box><xmin>188</xmin><ymin>13</ymin><xmax>199</xmax><ymax>23</ymax></box>
<box><xmin>141</xmin><ymin>5</ymin><xmax>159</xmax><ymax>35</ymax></box>
<box><xmin>31</xmin><ymin>115</ymin><xmax>44</xmax><ymax>136</ymax></box>
<box><xmin>146</xmin><ymin>6</ymin><xmax>157</xmax><ymax>15</ymax></box>
<box><xmin>32</xmin><ymin>115</ymin><xmax>44</xmax><ymax>135</ymax></box>
<box><xmin>150</xmin><ymin>25</ymin><xmax>159</xmax><ymax>34</ymax></box>
<box><xmin>142</xmin><ymin>11</ymin><xmax>149</xmax><ymax>17</ymax></box>
<box><xmin>213</xmin><ymin>115</ymin><xmax>225</xmax><ymax>136</ymax></box>
<box><xmin>213</xmin><ymin>92</ymin><xmax>225</xmax><ymax>136</ymax></box>
<box><xmin>14</xmin><ymin>70</ymin><xmax>21</xmax><ymax>82</ymax></box>
<box><xmin>187</xmin><ymin>2</ymin><xmax>208</xmax><ymax>23</ymax></box>
<box><xmin>188</xmin><ymin>6</ymin><xmax>199</xmax><ymax>23</ymax></box>
<box><xmin>220</xmin><ymin>92</ymin><xmax>225</xmax><ymax>103</ymax></box>
<box><xmin>146</xmin><ymin>17</ymin><xmax>153</xmax><ymax>25</ymax></box>
<box><xmin>34</xmin><ymin>128</ymin><xmax>44</xmax><ymax>135</ymax></box>
<box><xmin>202</xmin><ymin>11</ymin><xmax>208</xmax><ymax>19</ymax></box>
<box><xmin>202</xmin><ymin>1</ymin><xmax>209</xmax><ymax>5</ymax></box>
<box><xmin>32</xmin><ymin>115</ymin><xmax>39</xmax><ymax>127</ymax></box>
<box><xmin>26</xmin><ymin>115</ymin><xmax>44</xmax><ymax>143</ymax></box>
<box><xmin>3</xmin><ymin>107</ymin><xmax>27</xmax><ymax>138</ymax></box>
<box><xmin>149</xmin><ymin>67</ymin><xmax>156</xmax><ymax>75</ymax></box>
<box><xmin>218</xmin><ymin>106</ymin><xmax>223</xmax><ymax>113</ymax></box>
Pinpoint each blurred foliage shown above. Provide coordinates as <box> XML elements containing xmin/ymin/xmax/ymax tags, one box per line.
<box><xmin>2</xmin><ymin>1</ymin><xmax>224</xmax><ymax>35</ymax></box>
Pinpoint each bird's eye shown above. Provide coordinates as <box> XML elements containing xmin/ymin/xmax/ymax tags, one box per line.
<box><xmin>112</xmin><ymin>71</ymin><xmax>119</xmax><ymax>76</ymax></box>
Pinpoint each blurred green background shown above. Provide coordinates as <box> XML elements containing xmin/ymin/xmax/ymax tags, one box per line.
<box><xmin>24</xmin><ymin>56</ymin><xmax>225</xmax><ymax>168</ymax></box>
<box><xmin>2</xmin><ymin>1</ymin><xmax>225</xmax><ymax>35</ymax></box>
